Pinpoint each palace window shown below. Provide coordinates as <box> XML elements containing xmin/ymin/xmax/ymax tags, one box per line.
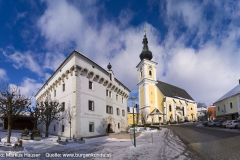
<box><xmin>117</xmin><ymin>108</ymin><xmax>120</xmax><ymax>115</ymax></box>
<box><xmin>61</xmin><ymin>102</ymin><xmax>65</xmax><ymax>111</ymax></box>
<box><xmin>62</xmin><ymin>125</ymin><xmax>64</xmax><ymax>132</ymax></box>
<box><xmin>169</xmin><ymin>105</ymin><xmax>172</xmax><ymax>112</ymax></box>
<box><xmin>109</xmin><ymin>91</ymin><xmax>112</xmax><ymax>97</ymax></box>
<box><xmin>89</xmin><ymin>122</ymin><xmax>94</xmax><ymax>132</ymax></box>
<box><xmin>182</xmin><ymin>107</ymin><xmax>184</xmax><ymax>116</ymax></box>
<box><xmin>89</xmin><ymin>81</ymin><xmax>93</xmax><ymax>90</ymax></box>
<box><xmin>106</xmin><ymin>105</ymin><xmax>113</xmax><ymax>114</ymax></box>
<box><xmin>122</xmin><ymin>110</ymin><xmax>125</xmax><ymax>116</ymax></box>
<box><xmin>106</xmin><ymin>90</ymin><xmax>112</xmax><ymax>98</ymax></box>
<box><xmin>118</xmin><ymin>123</ymin><xmax>120</xmax><ymax>129</ymax></box>
<box><xmin>88</xmin><ymin>100</ymin><xmax>94</xmax><ymax>111</ymax></box>
<box><xmin>62</xmin><ymin>83</ymin><xmax>65</xmax><ymax>92</ymax></box>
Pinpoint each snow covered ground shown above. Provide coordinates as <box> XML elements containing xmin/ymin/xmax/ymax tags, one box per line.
<box><xmin>0</xmin><ymin>128</ymin><xmax>192</xmax><ymax>160</ymax></box>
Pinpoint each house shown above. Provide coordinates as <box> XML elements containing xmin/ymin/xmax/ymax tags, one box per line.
<box><xmin>207</xmin><ymin>106</ymin><xmax>216</xmax><ymax>120</ymax></box>
<box><xmin>2</xmin><ymin>112</ymin><xmax>34</xmax><ymax>130</ymax></box>
<box><xmin>214</xmin><ymin>80</ymin><xmax>240</xmax><ymax>120</ymax></box>
<box><xmin>197</xmin><ymin>107</ymin><xmax>207</xmax><ymax>121</ymax></box>
<box><xmin>35</xmin><ymin>50</ymin><xmax>130</xmax><ymax>138</ymax></box>
<box><xmin>127</xmin><ymin>107</ymin><xmax>139</xmax><ymax>126</ymax></box>
<box><xmin>136</xmin><ymin>30</ymin><xmax>197</xmax><ymax>124</ymax></box>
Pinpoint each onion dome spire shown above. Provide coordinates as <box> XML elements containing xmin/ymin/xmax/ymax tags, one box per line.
<box><xmin>139</xmin><ymin>26</ymin><xmax>153</xmax><ymax>61</ymax></box>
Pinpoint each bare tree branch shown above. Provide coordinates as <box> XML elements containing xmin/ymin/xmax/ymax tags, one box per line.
<box><xmin>38</xmin><ymin>99</ymin><xmax>62</xmax><ymax>137</ymax></box>
<box><xmin>0</xmin><ymin>84</ymin><xmax>32</xmax><ymax>143</ymax></box>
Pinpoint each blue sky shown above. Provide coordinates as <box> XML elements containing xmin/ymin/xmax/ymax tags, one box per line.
<box><xmin>1</xmin><ymin>0</ymin><xmax>240</xmax><ymax>106</ymax></box>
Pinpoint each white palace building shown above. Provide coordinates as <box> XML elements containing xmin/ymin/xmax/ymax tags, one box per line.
<box><xmin>35</xmin><ymin>50</ymin><xmax>130</xmax><ymax>138</ymax></box>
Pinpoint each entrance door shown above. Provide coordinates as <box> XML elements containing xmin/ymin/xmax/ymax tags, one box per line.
<box><xmin>107</xmin><ymin>124</ymin><xmax>111</xmax><ymax>133</ymax></box>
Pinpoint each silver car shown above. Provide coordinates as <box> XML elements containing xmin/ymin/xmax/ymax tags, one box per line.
<box><xmin>208</xmin><ymin>120</ymin><xmax>219</xmax><ymax>127</ymax></box>
<box><xmin>226</xmin><ymin>120</ymin><xmax>240</xmax><ymax>129</ymax></box>
<box><xmin>222</xmin><ymin>120</ymin><xmax>232</xmax><ymax>128</ymax></box>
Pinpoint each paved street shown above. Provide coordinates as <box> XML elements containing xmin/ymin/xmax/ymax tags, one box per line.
<box><xmin>164</xmin><ymin>123</ymin><xmax>240</xmax><ymax>160</ymax></box>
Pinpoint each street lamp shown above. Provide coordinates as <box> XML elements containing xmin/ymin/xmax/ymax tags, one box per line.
<box><xmin>130</xmin><ymin>96</ymin><xmax>137</xmax><ymax>147</ymax></box>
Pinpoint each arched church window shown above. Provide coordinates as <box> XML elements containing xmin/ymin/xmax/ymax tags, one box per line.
<box><xmin>148</xmin><ymin>65</ymin><xmax>152</xmax><ymax>76</ymax></box>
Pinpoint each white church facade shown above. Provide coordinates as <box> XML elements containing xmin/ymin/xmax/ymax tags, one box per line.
<box><xmin>35</xmin><ymin>50</ymin><xmax>130</xmax><ymax>138</ymax></box>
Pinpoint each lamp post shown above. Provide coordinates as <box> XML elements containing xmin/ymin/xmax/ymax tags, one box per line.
<box><xmin>158</xmin><ymin>113</ymin><xmax>161</xmax><ymax>131</ymax></box>
<box><xmin>69</xmin><ymin>121</ymin><xmax>71</xmax><ymax>140</ymax></box>
<box><xmin>130</xmin><ymin>96</ymin><xmax>137</xmax><ymax>147</ymax></box>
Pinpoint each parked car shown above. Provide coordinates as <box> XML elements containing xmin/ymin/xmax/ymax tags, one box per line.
<box><xmin>216</xmin><ymin>120</ymin><xmax>225</xmax><ymax>127</ymax></box>
<box><xmin>226</xmin><ymin>120</ymin><xmax>240</xmax><ymax>129</ymax></box>
<box><xmin>202</xmin><ymin>121</ymin><xmax>208</xmax><ymax>126</ymax></box>
<box><xmin>208</xmin><ymin>120</ymin><xmax>219</xmax><ymax>127</ymax></box>
<box><xmin>222</xmin><ymin>120</ymin><xmax>232</xmax><ymax>128</ymax></box>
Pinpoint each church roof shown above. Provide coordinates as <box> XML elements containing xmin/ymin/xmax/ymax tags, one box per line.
<box><xmin>156</xmin><ymin>81</ymin><xmax>194</xmax><ymax>101</ymax></box>
<box><xmin>214</xmin><ymin>84</ymin><xmax>240</xmax><ymax>103</ymax></box>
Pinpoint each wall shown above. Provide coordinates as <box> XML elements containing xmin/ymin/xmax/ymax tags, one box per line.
<box><xmin>215</xmin><ymin>96</ymin><xmax>238</xmax><ymax>117</ymax></box>
<box><xmin>37</xmin><ymin>52</ymin><xmax>130</xmax><ymax>138</ymax></box>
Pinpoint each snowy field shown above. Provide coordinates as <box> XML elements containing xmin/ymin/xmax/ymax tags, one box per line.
<box><xmin>0</xmin><ymin>128</ymin><xmax>192</xmax><ymax>160</ymax></box>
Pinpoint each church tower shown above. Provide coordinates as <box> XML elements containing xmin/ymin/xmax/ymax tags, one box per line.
<box><xmin>136</xmin><ymin>28</ymin><xmax>158</xmax><ymax>124</ymax></box>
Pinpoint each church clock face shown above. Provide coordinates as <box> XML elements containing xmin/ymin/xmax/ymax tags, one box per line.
<box><xmin>148</xmin><ymin>65</ymin><xmax>152</xmax><ymax>70</ymax></box>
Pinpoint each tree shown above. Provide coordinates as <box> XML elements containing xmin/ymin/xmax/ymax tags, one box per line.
<box><xmin>140</xmin><ymin>110</ymin><xmax>149</xmax><ymax>127</ymax></box>
<box><xmin>0</xmin><ymin>85</ymin><xmax>31</xmax><ymax>143</ymax></box>
<box><xmin>38</xmin><ymin>100</ymin><xmax>62</xmax><ymax>137</ymax></box>
<box><xmin>27</xmin><ymin>106</ymin><xmax>43</xmax><ymax>129</ymax></box>
<box><xmin>208</xmin><ymin>110</ymin><xmax>213</xmax><ymax>121</ymax></box>
<box><xmin>65</xmin><ymin>104</ymin><xmax>78</xmax><ymax>140</ymax></box>
<box><xmin>202</xmin><ymin>110</ymin><xmax>212</xmax><ymax>121</ymax></box>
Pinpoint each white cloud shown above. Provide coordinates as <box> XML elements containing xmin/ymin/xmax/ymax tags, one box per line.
<box><xmin>160</xmin><ymin>44</ymin><xmax>240</xmax><ymax>105</ymax></box>
<box><xmin>165</xmin><ymin>1</ymin><xmax>203</xmax><ymax>29</ymax></box>
<box><xmin>1</xmin><ymin>47</ymin><xmax>43</xmax><ymax>76</ymax></box>
<box><xmin>36</xmin><ymin>0</ymin><xmax>240</xmax><ymax>106</ymax></box>
<box><xmin>12</xmin><ymin>78</ymin><xmax>42</xmax><ymax>98</ymax></box>
<box><xmin>44</xmin><ymin>73</ymin><xmax>51</xmax><ymax>81</ymax></box>
<box><xmin>44</xmin><ymin>52</ymin><xmax>66</xmax><ymax>71</ymax></box>
<box><xmin>37</xmin><ymin>0</ymin><xmax>164</xmax><ymax>94</ymax></box>
<box><xmin>0</xmin><ymin>68</ymin><xmax>8</xmax><ymax>80</ymax></box>
<box><xmin>37</xmin><ymin>0</ymin><xmax>84</xmax><ymax>49</ymax></box>
<box><xmin>159</xmin><ymin>1</ymin><xmax>240</xmax><ymax>105</ymax></box>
